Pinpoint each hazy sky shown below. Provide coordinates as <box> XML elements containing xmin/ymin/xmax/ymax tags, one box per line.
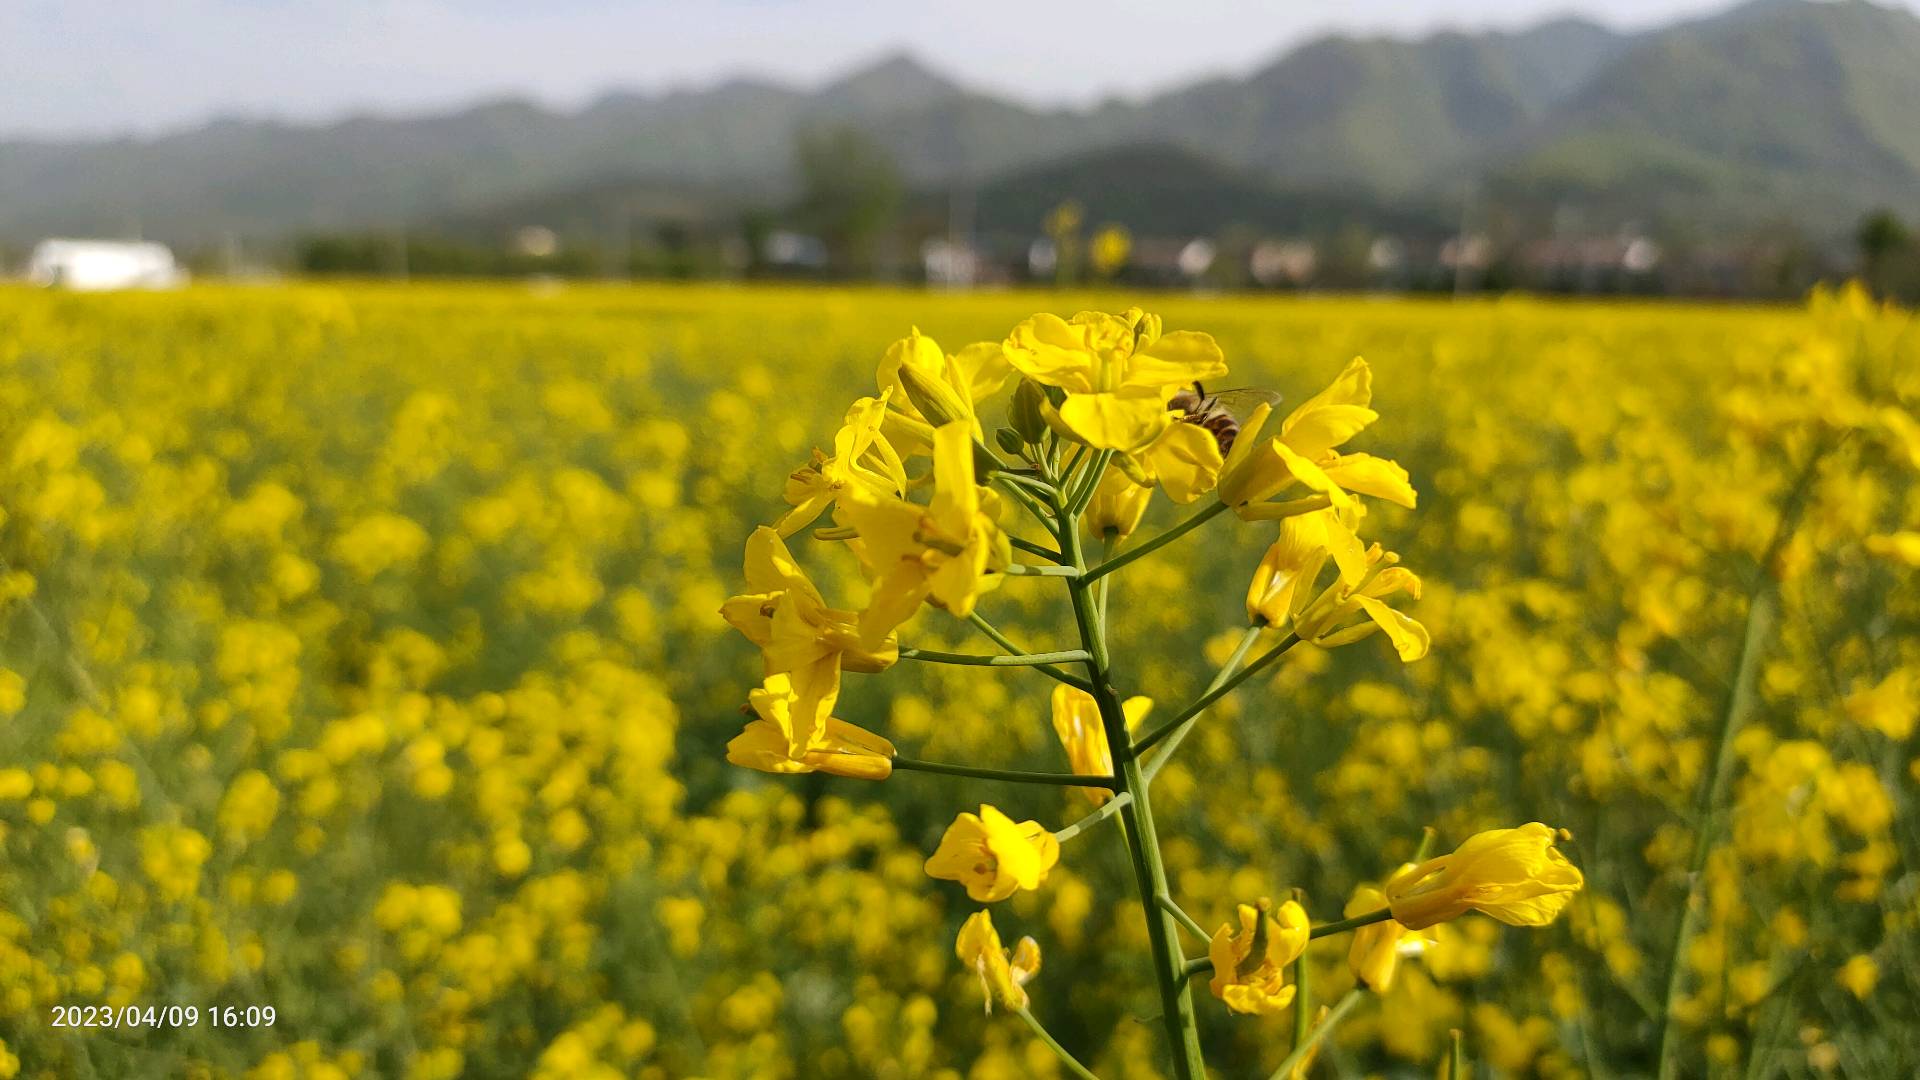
<box><xmin>1</xmin><ymin>0</ymin><xmax>1902</xmax><ymax>139</ymax></box>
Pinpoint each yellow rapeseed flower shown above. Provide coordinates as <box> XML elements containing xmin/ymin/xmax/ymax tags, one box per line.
<box><xmin>776</xmin><ymin>392</ymin><xmax>909</xmax><ymax>536</ymax></box>
<box><xmin>721</xmin><ymin>525</ymin><xmax>897</xmax><ymax>722</ymax></box>
<box><xmin>924</xmin><ymin>804</ymin><xmax>1060</xmax><ymax>902</ymax></box>
<box><xmin>1003</xmin><ymin>308</ymin><xmax>1227</xmax><ymax>452</ymax></box>
<box><xmin>1049</xmin><ymin>684</ymin><xmax>1149</xmax><ymax>805</ymax></box>
<box><xmin>1385</xmin><ymin>824</ymin><xmax>1584</xmax><ymax>930</ymax></box>
<box><xmin>724</xmin><ymin>672</ymin><xmax>895</xmax><ymax>780</ymax></box>
<box><xmin>876</xmin><ymin>328</ymin><xmax>1010</xmax><ymax>453</ymax></box>
<box><xmin>956</xmin><ymin>910</ymin><xmax>1042</xmax><ymax>1013</ymax></box>
<box><xmin>1218</xmin><ymin>358</ymin><xmax>1415</xmax><ymax>518</ymax></box>
<box><xmin>839</xmin><ymin>421</ymin><xmax>1010</xmax><ymax>647</ymax></box>
<box><xmin>1207</xmin><ymin>898</ymin><xmax>1309</xmax><ymax>1016</ymax></box>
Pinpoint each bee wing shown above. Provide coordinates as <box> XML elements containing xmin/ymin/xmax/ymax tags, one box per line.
<box><xmin>1206</xmin><ymin>388</ymin><xmax>1285</xmax><ymax>424</ymax></box>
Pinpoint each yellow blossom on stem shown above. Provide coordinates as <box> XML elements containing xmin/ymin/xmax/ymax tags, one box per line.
<box><xmin>1385</xmin><ymin>824</ymin><xmax>1584</xmax><ymax>930</ymax></box>
<box><xmin>720</xmin><ymin>526</ymin><xmax>897</xmax><ymax>713</ymax></box>
<box><xmin>1049</xmin><ymin>684</ymin><xmax>1150</xmax><ymax>804</ymax></box>
<box><xmin>956</xmin><ymin>910</ymin><xmax>1042</xmax><ymax>1013</ymax></box>
<box><xmin>1003</xmin><ymin>308</ymin><xmax>1228</xmax><ymax>452</ymax></box>
<box><xmin>839</xmin><ymin>421</ymin><xmax>1010</xmax><ymax>648</ymax></box>
<box><xmin>1207</xmin><ymin>898</ymin><xmax>1309</xmax><ymax>1016</ymax></box>
<box><xmin>724</xmin><ymin>672</ymin><xmax>894</xmax><ymax>780</ymax></box>
<box><xmin>925</xmin><ymin>804</ymin><xmax>1061</xmax><ymax>901</ymax></box>
<box><xmin>1218</xmin><ymin>358</ymin><xmax>1416</xmax><ymax>518</ymax></box>
<box><xmin>877</xmin><ymin>328</ymin><xmax>1010</xmax><ymax>453</ymax></box>
<box><xmin>1084</xmin><ymin>469</ymin><xmax>1154</xmax><ymax>540</ymax></box>
<box><xmin>1292</xmin><ymin>541</ymin><xmax>1429</xmax><ymax>662</ymax></box>
<box><xmin>1120</xmin><ymin>421</ymin><xmax>1225</xmax><ymax>503</ymax></box>
<box><xmin>776</xmin><ymin>392</ymin><xmax>909</xmax><ymax>536</ymax></box>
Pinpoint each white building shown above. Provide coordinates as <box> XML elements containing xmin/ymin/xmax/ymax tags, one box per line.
<box><xmin>26</xmin><ymin>239</ymin><xmax>186</xmax><ymax>291</ymax></box>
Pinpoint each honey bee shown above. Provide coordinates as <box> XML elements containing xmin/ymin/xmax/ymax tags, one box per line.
<box><xmin>1169</xmin><ymin>382</ymin><xmax>1283</xmax><ymax>455</ymax></box>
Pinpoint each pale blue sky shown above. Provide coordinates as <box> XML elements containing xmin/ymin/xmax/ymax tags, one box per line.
<box><xmin>1</xmin><ymin>0</ymin><xmax>1906</xmax><ymax>139</ymax></box>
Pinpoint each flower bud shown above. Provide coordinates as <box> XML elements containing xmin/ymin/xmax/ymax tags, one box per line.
<box><xmin>1009</xmin><ymin>379</ymin><xmax>1049</xmax><ymax>445</ymax></box>
<box><xmin>994</xmin><ymin>427</ymin><xmax>1026</xmax><ymax>456</ymax></box>
<box><xmin>896</xmin><ymin>362</ymin><xmax>971</xmax><ymax>430</ymax></box>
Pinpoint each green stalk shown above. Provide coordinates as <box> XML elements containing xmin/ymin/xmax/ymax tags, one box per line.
<box><xmin>1291</xmin><ymin>888</ymin><xmax>1312</xmax><ymax>1053</ymax></box>
<box><xmin>1080</xmin><ymin>499</ymin><xmax>1228</xmax><ymax>584</ymax></box>
<box><xmin>1157</xmin><ymin>896</ymin><xmax>1210</xmax><ymax>943</ymax></box>
<box><xmin>1131</xmin><ymin>633</ymin><xmax>1301</xmax><ymax>759</ymax></box>
<box><xmin>1654</xmin><ymin>448</ymin><xmax>1826</xmax><ymax>1080</ymax></box>
<box><xmin>1143</xmin><ymin>623</ymin><xmax>1265</xmax><ymax>782</ymax></box>
<box><xmin>898</xmin><ymin>647</ymin><xmax>1091</xmax><ymax>668</ymax></box>
<box><xmin>1307</xmin><ymin>907</ymin><xmax>1392</xmax><ymax>940</ymax></box>
<box><xmin>1057</xmin><ymin>491</ymin><xmax>1208</xmax><ymax>1079</ymax></box>
<box><xmin>1016</xmin><ymin>1007</ymin><xmax>1102</xmax><ymax>1080</ymax></box>
<box><xmin>1266</xmin><ymin>988</ymin><xmax>1365</xmax><ymax>1080</ymax></box>
<box><xmin>891</xmin><ymin>756</ymin><xmax>1117</xmax><ymax>788</ymax></box>
<box><xmin>1449</xmin><ymin>1028</ymin><xmax>1466</xmax><ymax>1080</ymax></box>
<box><xmin>1052</xmin><ymin>791</ymin><xmax>1131</xmax><ymax>845</ymax></box>
<box><xmin>965</xmin><ymin>612</ymin><xmax>1095</xmax><ymax>693</ymax></box>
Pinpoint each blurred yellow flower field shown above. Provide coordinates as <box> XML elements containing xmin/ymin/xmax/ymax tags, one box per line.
<box><xmin>0</xmin><ymin>282</ymin><xmax>1915</xmax><ymax>1077</ymax></box>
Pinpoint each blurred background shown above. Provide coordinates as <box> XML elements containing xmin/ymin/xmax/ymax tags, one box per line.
<box><xmin>3</xmin><ymin>0</ymin><xmax>1920</xmax><ymax>299</ymax></box>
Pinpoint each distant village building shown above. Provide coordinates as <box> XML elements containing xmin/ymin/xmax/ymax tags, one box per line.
<box><xmin>26</xmin><ymin>239</ymin><xmax>186</xmax><ymax>291</ymax></box>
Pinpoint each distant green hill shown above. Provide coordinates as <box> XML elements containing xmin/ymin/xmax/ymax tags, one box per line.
<box><xmin>1496</xmin><ymin>0</ymin><xmax>1920</xmax><ymax>231</ymax></box>
<box><xmin>1</xmin><ymin>0</ymin><xmax>1914</xmax><ymax>250</ymax></box>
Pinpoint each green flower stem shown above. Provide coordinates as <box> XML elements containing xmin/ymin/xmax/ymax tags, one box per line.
<box><xmin>1265</xmin><ymin>988</ymin><xmax>1366</xmax><ymax>1080</ymax></box>
<box><xmin>1180</xmin><ymin>956</ymin><xmax>1213</xmax><ymax>980</ymax></box>
<box><xmin>1655</xmin><ymin>446</ymin><xmax>1827</xmax><ymax>1080</ymax></box>
<box><xmin>899</xmin><ymin>646</ymin><xmax>1091</xmax><ymax>668</ymax></box>
<box><xmin>1131</xmin><ymin>632</ymin><xmax>1302</xmax><ymax>760</ymax></box>
<box><xmin>1449</xmin><ymin>1028</ymin><xmax>1466</xmax><ymax>1080</ymax></box>
<box><xmin>1009</xmin><ymin>535</ymin><xmax>1065</xmax><ymax>563</ymax></box>
<box><xmin>891</xmin><ymin>756</ymin><xmax>1118</xmax><ymax>789</ymax></box>
<box><xmin>965</xmin><ymin>612</ymin><xmax>1095</xmax><ymax>693</ymax></box>
<box><xmin>1052</xmin><ymin>791</ymin><xmax>1131</xmax><ymax>845</ymax></box>
<box><xmin>993</xmin><ymin>474</ymin><xmax>1059</xmax><ymax>532</ymax></box>
<box><xmin>1157</xmin><ymin>896</ymin><xmax>1210</xmax><ymax>943</ymax></box>
<box><xmin>1291</xmin><ymin>888</ymin><xmax>1312</xmax><ymax>1052</ymax></box>
<box><xmin>1065</xmin><ymin>449</ymin><xmax>1113</xmax><ymax>519</ymax></box>
<box><xmin>1080</xmin><ymin>499</ymin><xmax>1228</xmax><ymax>585</ymax></box>
<box><xmin>1143</xmin><ymin>623</ymin><xmax>1266</xmax><ymax>782</ymax></box>
<box><xmin>995</xmin><ymin>471</ymin><xmax>1061</xmax><ymax>496</ymax></box>
<box><xmin>1004</xmin><ymin>563</ymin><xmax>1082</xmax><ymax>578</ymax></box>
<box><xmin>1057</xmin><ymin>491</ymin><xmax>1208</xmax><ymax>1080</ymax></box>
<box><xmin>1307</xmin><ymin>907</ymin><xmax>1393</xmax><ymax>940</ymax></box>
<box><xmin>1016</xmin><ymin>1006</ymin><xmax>1102</xmax><ymax>1080</ymax></box>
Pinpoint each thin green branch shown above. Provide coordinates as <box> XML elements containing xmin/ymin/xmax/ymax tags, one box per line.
<box><xmin>1080</xmin><ymin>499</ymin><xmax>1229</xmax><ymax>585</ymax></box>
<box><xmin>899</xmin><ymin>646</ymin><xmax>1091</xmax><ymax>668</ymax></box>
<box><xmin>1181</xmin><ymin>956</ymin><xmax>1213</xmax><ymax>980</ymax></box>
<box><xmin>1308</xmin><ymin>907</ymin><xmax>1393</xmax><ymax>940</ymax></box>
<box><xmin>965</xmin><ymin>612</ymin><xmax>1095</xmax><ymax>693</ymax></box>
<box><xmin>1144</xmin><ymin>623</ymin><xmax>1265</xmax><ymax>782</ymax></box>
<box><xmin>1131</xmin><ymin>633</ymin><xmax>1301</xmax><ymax>759</ymax></box>
<box><xmin>1016</xmin><ymin>1007</ymin><xmax>1102</xmax><ymax>1080</ymax></box>
<box><xmin>1158</xmin><ymin>896</ymin><xmax>1211</xmax><ymax>943</ymax></box>
<box><xmin>1291</xmin><ymin>888</ymin><xmax>1312</xmax><ymax>1052</ymax></box>
<box><xmin>891</xmin><ymin>756</ymin><xmax>1118</xmax><ymax>789</ymax></box>
<box><xmin>1010</xmin><ymin>535</ymin><xmax>1065</xmax><ymax>563</ymax></box>
<box><xmin>1004</xmin><ymin>563</ymin><xmax>1082</xmax><ymax>579</ymax></box>
<box><xmin>1065</xmin><ymin>448</ymin><xmax>1113</xmax><ymax>519</ymax></box>
<box><xmin>1449</xmin><ymin>1028</ymin><xmax>1466</xmax><ymax>1080</ymax></box>
<box><xmin>1053</xmin><ymin>791</ymin><xmax>1131</xmax><ymax>845</ymax></box>
<box><xmin>1266</xmin><ymin>988</ymin><xmax>1366</xmax><ymax>1080</ymax></box>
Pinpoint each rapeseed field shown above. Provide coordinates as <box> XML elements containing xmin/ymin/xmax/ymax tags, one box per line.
<box><xmin>0</xmin><ymin>282</ymin><xmax>1914</xmax><ymax>1078</ymax></box>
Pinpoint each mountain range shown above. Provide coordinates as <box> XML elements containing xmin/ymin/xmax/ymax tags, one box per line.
<box><xmin>2</xmin><ymin>0</ymin><xmax>1916</xmax><ymax>250</ymax></box>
